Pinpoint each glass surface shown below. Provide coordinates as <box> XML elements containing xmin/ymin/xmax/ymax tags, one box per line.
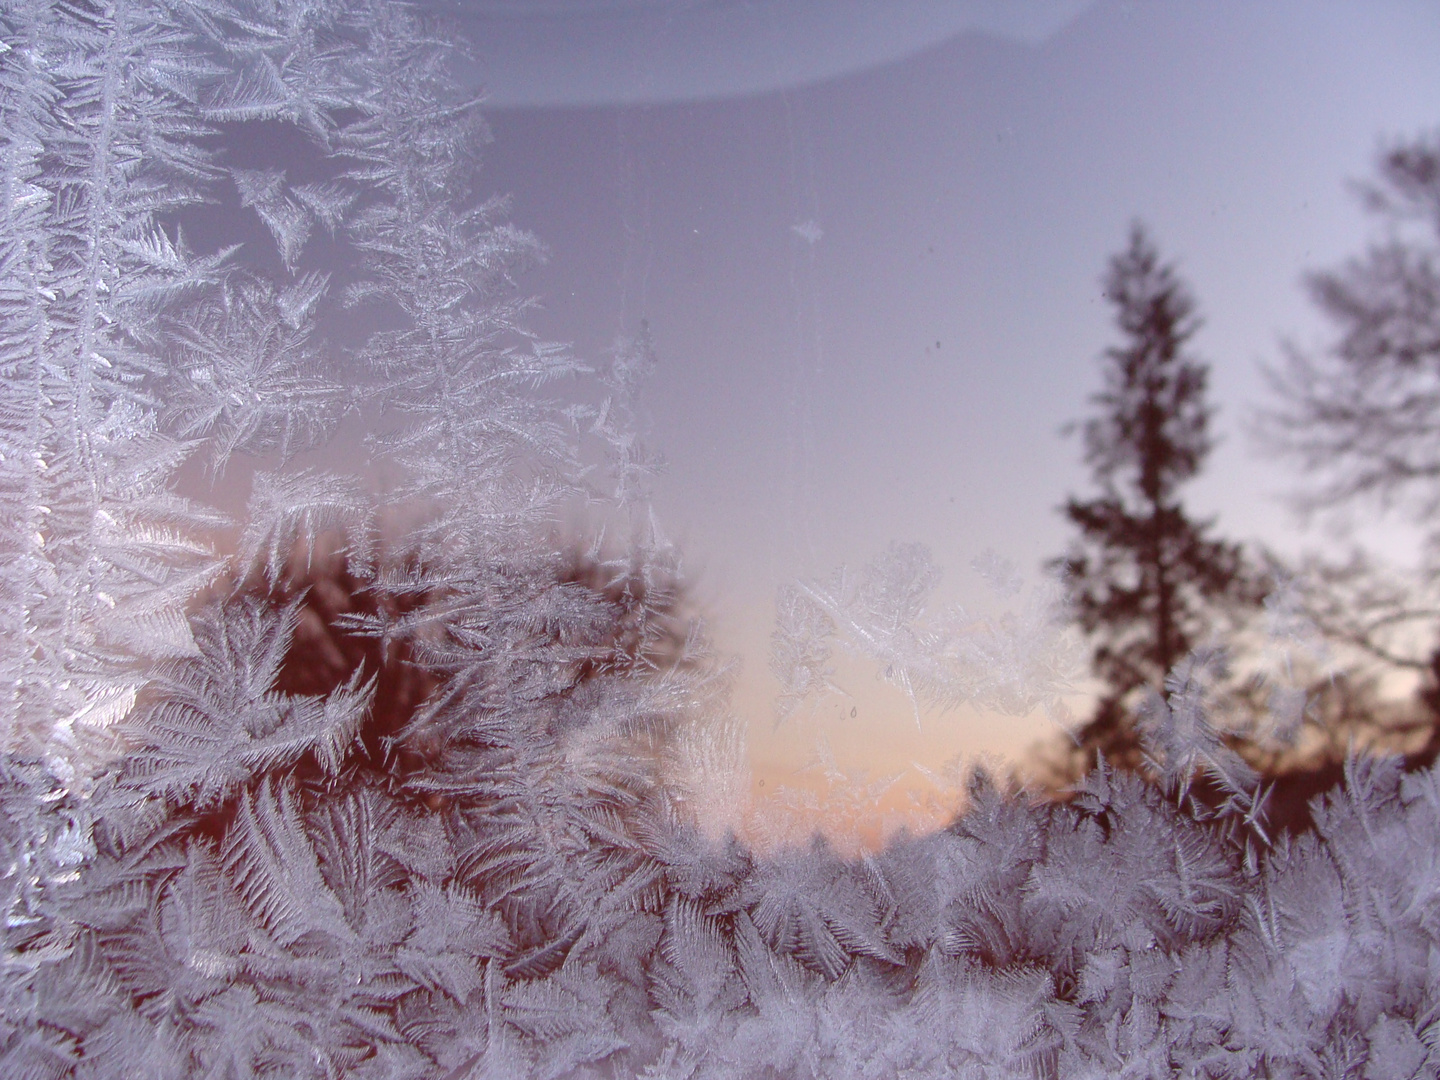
<box><xmin>7</xmin><ymin>5</ymin><xmax>1440</xmax><ymax>1077</ymax></box>
<box><xmin>445</xmin><ymin>0</ymin><xmax>1440</xmax><ymax>819</ymax></box>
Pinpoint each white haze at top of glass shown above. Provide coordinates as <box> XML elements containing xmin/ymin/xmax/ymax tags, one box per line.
<box><xmin>432</xmin><ymin>0</ymin><xmax>1097</xmax><ymax>107</ymax></box>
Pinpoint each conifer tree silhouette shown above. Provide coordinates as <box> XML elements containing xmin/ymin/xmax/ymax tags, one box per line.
<box><xmin>1052</xmin><ymin>224</ymin><xmax>1259</xmax><ymax>777</ymax></box>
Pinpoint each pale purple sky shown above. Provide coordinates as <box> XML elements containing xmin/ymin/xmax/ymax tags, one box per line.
<box><xmin>445</xmin><ymin>0</ymin><xmax>1440</xmax><ymax>786</ymax></box>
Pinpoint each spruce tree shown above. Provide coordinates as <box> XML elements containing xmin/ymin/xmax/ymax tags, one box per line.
<box><xmin>1053</xmin><ymin>224</ymin><xmax>1257</xmax><ymax>775</ymax></box>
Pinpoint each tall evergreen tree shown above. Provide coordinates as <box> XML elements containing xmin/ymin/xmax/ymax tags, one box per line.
<box><xmin>1053</xmin><ymin>224</ymin><xmax>1258</xmax><ymax>775</ymax></box>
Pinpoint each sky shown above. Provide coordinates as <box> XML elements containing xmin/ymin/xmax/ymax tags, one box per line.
<box><xmin>423</xmin><ymin>0</ymin><xmax>1440</xmax><ymax>798</ymax></box>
